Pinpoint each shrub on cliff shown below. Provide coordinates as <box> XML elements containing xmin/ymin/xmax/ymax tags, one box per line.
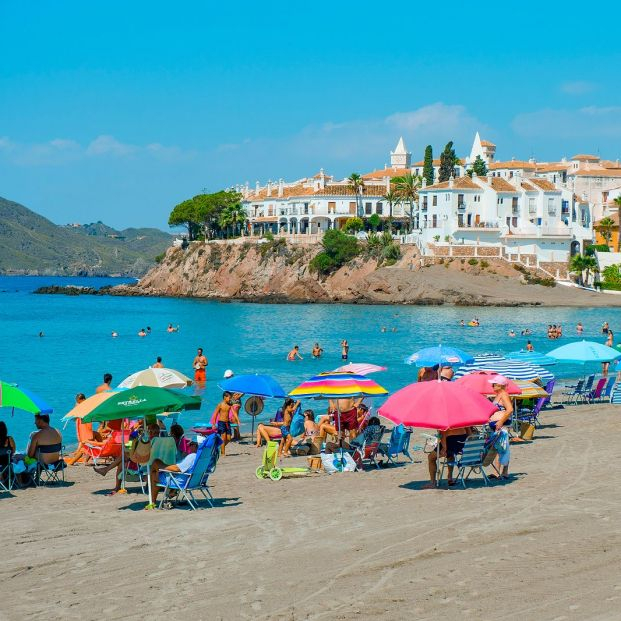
<box><xmin>310</xmin><ymin>229</ymin><xmax>359</xmax><ymax>275</ymax></box>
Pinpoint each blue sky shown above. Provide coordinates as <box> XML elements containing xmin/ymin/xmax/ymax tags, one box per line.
<box><xmin>1</xmin><ymin>1</ymin><xmax>620</xmax><ymax>229</ymax></box>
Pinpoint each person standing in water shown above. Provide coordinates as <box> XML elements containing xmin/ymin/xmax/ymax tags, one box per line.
<box><xmin>312</xmin><ymin>343</ymin><xmax>323</xmax><ymax>358</ymax></box>
<box><xmin>287</xmin><ymin>345</ymin><xmax>303</xmax><ymax>361</ymax></box>
<box><xmin>193</xmin><ymin>348</ymin><xmax>208</xmax><ymax>384</ymax></box>
<box><xmin>152</xmin><ymin>356</ymin><xmax>163</xmax><ymax>369</ymax></box>
<box><xmin>341</xmin><ymin>339</ymin><xmax>349</xmax><ymax>360</ymax></box>
<box><xmin>577</xmin><ymin>322</ymin><xmax>583</xmax><ymax>336</ymax></box>
<box><xmin>526</xmin><ymin>340</ymin><xmax>534</xmax><ymax>352</ymax></box>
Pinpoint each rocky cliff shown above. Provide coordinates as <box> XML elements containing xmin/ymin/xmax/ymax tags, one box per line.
<box><xmin>114</xmin><ymin>238</ymin><xmax>615</xmax><ymax>307</ymax></box>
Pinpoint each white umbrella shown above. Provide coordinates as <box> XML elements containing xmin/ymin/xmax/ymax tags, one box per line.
<box><xmin>118</xmin><ymin>367</ymin><xmax>192</xmax><ymax>389</ymax></box>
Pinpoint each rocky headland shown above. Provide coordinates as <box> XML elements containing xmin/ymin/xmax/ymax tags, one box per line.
<box><xmin>105</xmin><ymin>238</ymin><xmax>618</xmax><ymax>307</ymax></box>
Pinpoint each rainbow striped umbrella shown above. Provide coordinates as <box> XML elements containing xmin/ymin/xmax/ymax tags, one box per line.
<box><xmin>289</xmin><ymin>372</ymin><xmax>388</xmax><ymax>399</ymax></box>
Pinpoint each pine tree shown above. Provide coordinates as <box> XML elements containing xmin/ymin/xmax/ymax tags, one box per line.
<box><xmin>423</xmin><ymin>145</ymin><xmax>434</xmax><ymax>186</ymax></box>
<box><xmin>438</xmin><ymin>141</ymin><xmax>457</xmax><ymax>182</ymax></box>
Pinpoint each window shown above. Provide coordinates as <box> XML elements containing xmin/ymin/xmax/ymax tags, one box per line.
<box><xmin>349</xmin><ymin>201</ymin><xmax>356</xmax><ymax>214</ymax></box>
<box><xmin>512</xmin><ymin>197</ymin><xmax>519</xmax><ymax>214</ymax></box>
<box><xmin>432</xmin><ymin>195</ymin><xmax>438</xmax><ymax>206</ymax></box>
<box><xmin>446</xmin><ymin>193</ymin><xmax>450</xmax><ymax>202</ymax></box>
<box><xmin>528</xmin><ymin>197</ymin><xmax>536</xmax><ymax>214</ymax></box>
<box><xmin>432</xmin><ymin>215</ymin><xmax>438</xmax><ymax>227</ymax></box>
<box><xmin>376</xmin><ymin>202</ymin><xmax>383</xmax><ymax>214</ymax></box>
<box><xmin>458</xmin><ymin>193</ymin><xmax>464</xmax><ymax>207</ymax></box>
<box><xmin>303</xmin><ymin>202</ymin><xmax>309</xmax><ymax>215</ymax></box>
<box><xmin>328</xmin><ymin>201</ymin><xmax>336</xmax><ymax>213</ymax></box>
<box><xmin>365</xmin><ymin>202</ymin><xmax>372</xmax><ymax>215</ymax></box>
<box><xmin>422</xmin><ymin>196</ymin><xmax>428</xmax><ymax>209</ymax></box>
<box><xmin>547</xmin><ymin>197</ymin><xmax>556</xmax><ymax>215</ymax></box>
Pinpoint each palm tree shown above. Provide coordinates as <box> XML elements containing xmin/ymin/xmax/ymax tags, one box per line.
<box><xmin>614</xmin><ymin>196</ymin><xmax>621</xmax><ymax>251</ymax></box>
<box><xmin>393</xmin><ymin>173</ymin><xmax>421</xmax><ymax>233</ymax></box>
<box><xmin>219</xmin><ymin>202</ymin><xmax>247</xmax><ymax>238</ymax></box>
<box><xmin>382</xmin><ymin>190</ymin><xmax>399</xmax><ymax>234</ymax></box>
<box><xmin>348</xmin><ymin>173</ymin><xmax>365</xmax><ymax>218</ymax></box>
<box><xmin>569</xmin><ymin>254</ymin><xmax>586</xmax><ymax>286</ymax></box>
<box><xmin>598</xmin><ymin>216</ymin><xmax>615</xmax><ymax>248</ymax></box>
<box><xmin>583</xmin><ymin>254</ymin><xmax>598</xmax><ymax>286</ymax></box>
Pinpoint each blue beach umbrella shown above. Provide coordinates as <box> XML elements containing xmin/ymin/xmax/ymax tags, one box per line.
<box><xmin>547</xmin><ymin>340</ymin><xmax>621</xmax><ymax>364</ymax></box>
<box><xmin>506</xmin><ymin>351</ymin><xmax>557</xmax><ymax>366</ymax></box>
<box><xmin>219</xmin><ymin>374</ymin><xmax>287</xmax><ymax>398</ymax></box>
<box><xmin>405</xmin><ymin>345</ymin><xmax>474</xmax><ymax>367</ymax></box>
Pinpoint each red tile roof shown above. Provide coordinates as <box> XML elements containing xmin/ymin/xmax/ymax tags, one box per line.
<box><xmin>489</xmin><ymin>160</ymin><xmax>537</xmax><ymax>170</ymax></box>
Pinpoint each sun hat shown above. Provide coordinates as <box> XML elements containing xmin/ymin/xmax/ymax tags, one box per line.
<box><xmin>223</xmin><ymin>369</ymin><xmax>234</xmax><ymax>379</ymax></box>
<box><xmin>488</xmin><ymin>374</ymin><xmax>508</xmax><ymax>386</ymax></box>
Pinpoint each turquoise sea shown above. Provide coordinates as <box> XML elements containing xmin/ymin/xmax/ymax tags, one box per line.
<box><xmin>1</xmin><ymin>275</ymin><xmax>619</xmax><ymax>449</ymax></box>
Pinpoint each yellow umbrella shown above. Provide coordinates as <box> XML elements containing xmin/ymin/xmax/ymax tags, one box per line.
<box><xmin>513</xmin><ymin>380</ymin><xmax>549</xmax><ymax>399</ymax></box>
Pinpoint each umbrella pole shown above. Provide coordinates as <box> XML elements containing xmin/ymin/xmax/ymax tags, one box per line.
<box><xmin>337</xmin><ymin>402</ymin><xmax>344</xmax><ymax>472</ymax></box>
<box><xmin>436</xmin><ymin>435</ymin><xmax>440</xmax><ymax>488</ymax></box>
<box><xmin>145</xmin><ymin>415</ymin><xmax>153</xmax><ymax>504</ymax></box>
<box><xmin>119</xmin><ymin>423</ymin><xmax>127</xmax><ymax>494</ymax></box>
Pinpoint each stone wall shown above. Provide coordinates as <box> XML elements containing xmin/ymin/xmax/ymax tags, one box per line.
<box><xmin>539</xmin><ymin>262</ymin><xmax>569</xmax><ymax>280</ymax></box>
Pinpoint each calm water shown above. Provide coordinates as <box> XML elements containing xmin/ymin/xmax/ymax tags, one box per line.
<box><xmin>1</xmin><ymin>275</ymin><xmax>620</xmax><ymax>448</ymax></box>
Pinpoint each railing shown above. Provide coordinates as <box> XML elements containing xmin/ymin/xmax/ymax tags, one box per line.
<box><xmin>456</xmin><ymin>222</ymin><xmax>501</xmax><ymax>229</ymax></box>
<box><xmin>457</xmin><ymin>203</ymin><xmax>466</xmax><ymax>211</ymax></box>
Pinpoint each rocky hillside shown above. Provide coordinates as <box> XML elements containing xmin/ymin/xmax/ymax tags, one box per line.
<box><xmin>0</xmin><ymin>196</ymin><xmax>173</xmax><ymax>276</ymax></box>
<box><xmin>115</xmin><ymin>238</ymin><xmax>614</xmax><ymax>306</ymax></box>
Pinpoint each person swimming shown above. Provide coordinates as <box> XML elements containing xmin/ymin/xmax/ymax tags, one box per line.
<box><xmin>311</xmin><ymin>343</ymin><xmax>323</xmax><ymax>358</ymax></box>
<box><xmin>287</xmin><ymin>345</ymin><xmax>303</xmax><ymax>361</ymax></box>
<box><xmin>138</xmin><ymin>328</ymin><xmax>146</xmax><ymax>337</ymax></box>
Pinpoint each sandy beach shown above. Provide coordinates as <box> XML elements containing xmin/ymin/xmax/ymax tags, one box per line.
<box><xmin>2</xmin><ymin>403</ymin><xmax>620</xmax><ymax>621</ymax></box>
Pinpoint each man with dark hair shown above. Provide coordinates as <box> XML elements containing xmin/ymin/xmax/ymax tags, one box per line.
<box><xmin>213</xmin><ymin>392</ymin><xmax>233</xmax><ymax>455</ymax></box>
<box><xmin>193</xmin><ymin>348</ymin><xmax>207</xmax><ymax>384</ymax></box>
<box><xmin>27</xmin><ymin>413</ymin><xmax>62</xmax><ymax>466</ymax></box>
<box><xmin>97</xmin><ymin>373</ymin><xmax>113</xmax><ymax>394</ymax></box>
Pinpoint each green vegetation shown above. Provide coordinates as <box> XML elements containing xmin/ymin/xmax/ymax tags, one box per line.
<box><xmin>600</xmin><ymin>264</ymin><xmax>621</xmax><ymax>290</ymax></box>
<box><xmin>347</xmin><ymin>173</ymin><xmax>364</xmax><ymax>218</ymax></box>
<box><xmin>513</xmin><ymin>263</ymin><xmax>556</xmax><ymax>287</ymax></box>
<box><xmin>569</xmin><ymin>253</ymin><xmax>598</xmax><ymax>286</ymax></box>
<box><xmin>392</xmin><ymin>173</ymin><xmax>421</xmax><ymax>233</ymax></box>
<box><xmin>168</xmin><ymin>190</ymin><xmax>244</xmax><ymax>240</ymax></box>
<box><xmin>367</xmin><ymin>213</ymin><xmax>381</xmax><ymax>231</ymax></box>
<box><xmin>423</xmin><ymin>145</ymin><xmax>434</xmax><ymax>186</ymax></box>
<box><xmin>615</xmin><ymin>196</ymin><xmax>621</xmax><ymax>252</ymax></box>
<box><xmin>467</xmin><ymin>155</ymin><xmax>488</xmax><ymax>177</ymax></box>
<box><xmin>343</xmin><ymin>217</ymin><xmax>364</xmax><ymax>233</ymax></box>
<box><xmin>585</xmin><ymin>244</ymin><xmax>610</xmax><ymax>255</ymax></box>
<box><xmin>468</xmin><ymin>258</ymin><xmax>478</xmax><ymax>266</ymax></box>
<box><xmin>154</xmin><ymin>252</ymin><xmax>165</xmax><ymax>264</ymax></box>
<box><xmin>480</xmin><ymin>259</ymin><xmax>489</xmax><ymax>269</ymax></box>
<box><xmin>382</xmin><ymin>190</ymin><xmax>400</xmax><ymax>233</ymax></box>
<box><xmin>596</xmin><ymin>217</ymin><xmax>614</xmax><ymax>246</ymax></box>
<box><xmin>433</xmin><ymin>235</ymin><xmax>441</xmax><ymax>242</ymax></box>
<box><xmin>309</xmin><ymin>229</ymin><xmax>360</xmax><ymax>275</ymax></box>
<box><xmin>0</xmin><ymin>196</ymin><xmax>172</xmax><ymax>276</ymax></box>
<box><xmin>438</xmin><ymin>141</ymin><xmax>459</xmax><ymax>182</ymax></box>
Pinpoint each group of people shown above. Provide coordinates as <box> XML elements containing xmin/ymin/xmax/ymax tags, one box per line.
<box><xmin>287</xmin><ymin>340</ymin><xmax>349</xmax><ymax>362</ymax></box>
<box><xmin>110</xmin><ymin>323</ymin><xmax>179</xmax><ymax>338</ymax></box>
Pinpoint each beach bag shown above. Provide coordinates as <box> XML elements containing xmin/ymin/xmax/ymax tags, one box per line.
<box><xmin>493</xmin><ymin>429</ymin><xmax>509</xmax><ymax>453</ymax></box>
<box><xmin>520</xmin><ymin>422</ymin><xmax>535</xmax><ymax>441</ymax></box>
<box><xmin>131</xmin><ymin>436</ymin><xmax>152</xmax><ymax>464</ymax></box>
<box><xmin>289</xmin><ymin>411</ymin><xmax>305</xmax><ymax>437</ymax></box>
<box><xmin>321</xmin><ymin>451</ymin><xmax>357</xmax><ymax>473</ymax></box>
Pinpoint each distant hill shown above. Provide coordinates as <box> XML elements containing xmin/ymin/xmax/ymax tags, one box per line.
<box><xmin>0</xmin><ymin>197</ymin><xmax>173</xmax><ymax>276</ymax></box>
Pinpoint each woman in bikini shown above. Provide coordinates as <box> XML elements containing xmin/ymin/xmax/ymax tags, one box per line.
<box><xmin>488</xmin><ymin>375</ymin><xmax>513</xmax><ymax>479</ymax></box>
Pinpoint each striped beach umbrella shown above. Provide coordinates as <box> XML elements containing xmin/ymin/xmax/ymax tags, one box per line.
<box><xmin>334</xmin><ymin>362</ymin><xmax>387</xmax><ymax>375</ymax></box>
<box><xmin>289</xmin><ymin>372</ymin><xmax>388</xmax><ymax>399</ymax></box>
<box><xmin>454</xmin><ymin>359</ymin><xmax>554</xmax><ymax>383</ymax></box>
<box><xmin>506</xmin><ymin>351</ymin><xmax>557</xmax><ymax>366</ymax></box>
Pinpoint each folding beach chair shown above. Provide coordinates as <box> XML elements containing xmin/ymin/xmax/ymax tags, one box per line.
<box><xmin>34</xmin><ymin>443</ymin><xmax>66</xmax><ymax>486</ymax></box>
<box><xmin>444</xmin><ymin>435</ymin><xmax>490</xmax><ymax>488</ymax></box>
<box><xmin>561</xmin><ymin>379</ymin><xmax>584</xmax><ymax>404</ymax></box>
<box><xmin>586</xmin><ymin>378</ymin><xmax>607</xmax><ymax>403</ymax></box>
<box><xmin>0</xmin><ymin>447</ymin><xmax>12</xmax><ymax>492</ymax></box>
<box><xmin>349</xmin><ymin>425</ymin><xmax>386</xmax><ymax>470</ymax></box>
<box><xmin>83</xmin><ymin>431</ymin><xmax>123</xmax><ymax>466</ymax></box>
<box><xmin>517</xmin><ymin>397</ymin><xmax>546</xmax><ymax>428</ymax></box>
<box><xmin>157</xmin><ymin>434</ymin><xmax>222</xmax><ymax>510</ymax></box>
<box><xmin>576</xmin><ymin>375</ymin><xmax>595</xmax><ymax>402</ymax></box>
<box><xmin>541</xmin><ymin>380</ymin><xmax>555</xmax><ymax>409</ymax></box>
<box><xmin>601</xmin><ymin>377</ymin><xmax>616</xmax><ymax>402</ymax></box>
<box><xmin>377</xmin><ymin>424</ymin><xmax>414</xmax><ymax>465</ymax></box>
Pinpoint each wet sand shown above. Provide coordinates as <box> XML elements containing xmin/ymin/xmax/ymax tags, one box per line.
<box><xmin>1</xmin><ymin>403</ymin><xmax>620</xmax><ymax>620</ymax></box>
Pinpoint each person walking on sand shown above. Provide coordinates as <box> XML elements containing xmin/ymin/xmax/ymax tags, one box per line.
<box><xmin>341</xmin><ymin>339</ymin><xmax>349</xmax><ymax>361</ymax></box>
<box><xmin>213</xmin><ymin>392</ymin><xmax>233</xmax><ymax>455</ymax></box>
<box><xmin>96</xmin><ymin>373</ymin><xmax>112</xmax><ymax>394</ymax></box>
<box><xmin>287</xmin><ymin>345</ymin><xmax>303</xmax><ymax>361</ymax></box>
<box><xmin>603</xmin><ymin>330</ymin><xmax>614</xmax><ymax>376</ymax></box>
<box><xmin>193</xmin><ymin>348</ymin><xmax>207</xmax><ymax>384</ymax></box>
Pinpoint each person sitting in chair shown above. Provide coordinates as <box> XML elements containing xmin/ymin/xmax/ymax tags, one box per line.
<box><xmin>27</xmin><ymin>413</ymin><xmax>62</xmax><ymax>468</ymax></box>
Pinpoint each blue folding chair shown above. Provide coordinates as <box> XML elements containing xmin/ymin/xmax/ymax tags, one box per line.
<box><xmin>601</xmin><ymin>377</ymin><xmax>616</xmax><ymax>402</ymax></box>
<box><xmin>157</xmin><ymin>434</ymin><xmax>222</xmax><ymax>510</ymax></box>
<box><xmin>377</xmin><ymin>424</ymin><xmax>414</xmax><ymax>465</ymax></box>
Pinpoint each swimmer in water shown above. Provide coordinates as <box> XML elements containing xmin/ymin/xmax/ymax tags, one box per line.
<box><xmin>508</xmin><ymin>330</ymin><xmax>516</xmax><ymax>337</ymax></box>
<box><xmin>167</xmin><ymin>323</ymin><xmax>179</xmax><ymax>333</ymax></box>
<box><xmin>38</xmin><ymin>331</ymin><xmax>44</xmax><ymax>337</ymax></box>
<box><xmin>138</xmin><ymin>328</ymin><xmax>146</xmax><ymax>337</ymax></box>
<box><xmin>111</xmin><ymin>331</ymin><xmax>118</xmax><ymax>338</ymax></box>
<box><xmin>459</xmin><ymin>320</ymin><xmax>465</xmax><ymax>327</ymax></box>
<box><xmin>287</xmin><ymin>345</ymin><xmax>303</xmax><ymax>361</ymax></box>
<box><xmin>577</xmin><ymin>322</ymin><xmax>583</xmax><ymax>335</ymax></box>
<box><xmin>311</xmin><ymin>343</ymin><xmax>323</xmax><ymax>358</ymax></box>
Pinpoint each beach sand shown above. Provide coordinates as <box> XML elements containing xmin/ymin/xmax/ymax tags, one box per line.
<box><xmin>1</xmin><ymin>404</ymin><xmax>620</xmax><ymax>621</ymax></box>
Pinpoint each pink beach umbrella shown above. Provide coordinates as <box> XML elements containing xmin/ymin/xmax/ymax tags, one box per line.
<box><xmin>454</xmin><ymin>371</ymin><xmax>522</xmax><ymax>396</ymax></box>
<box><xmin>378</xmin><ymin>381</ymin><xmax>498</xmax><ymax>431</ymax></box>
<box><xmin>334</xmin><ymin>362</ymin><xmax>387</xmax><ymax>375</ymax></box>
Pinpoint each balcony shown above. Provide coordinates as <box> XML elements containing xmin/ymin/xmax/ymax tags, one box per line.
<box><xmin>512</xmin><ymin>208</ymin><xmax>520</xmax><ymax>216</ymax></box>
<box><xmin>421</xmin><ymin>204</ymin><xmax>428</xmax><ymax>212</ymax></box>
<box><xmin>457</xmin><ymin>203</ymin><xmax>466</xmax><ymax>211</ymax></box>
<box><xmin>548</xmin><ymin>209</ymin><xmax>557</xmax><ymax>217</ymax></box>
<box><xmin>456</xmin><ymin>221</ymin><xmax>501</xmax><ymax>230</ymax></box>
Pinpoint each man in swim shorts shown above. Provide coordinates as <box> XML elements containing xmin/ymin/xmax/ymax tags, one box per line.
<box><xmin>213</xmin><ymin>392</ymin><xmax>233</xmax><ymax>455</ymax></box>
<box><xmin>341</xmin><ymin>339</ymin><xmax>349</xmax><ymax>360</ymax></box>
<box><xmin>193</xmin><ymin>348</ymin><xmax>208</xmax><ymax>384</ymax></box>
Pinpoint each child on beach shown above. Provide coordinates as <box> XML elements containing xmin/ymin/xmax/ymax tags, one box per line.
<box><xmin>213</xmin><ymin>392</ymin><xmax>233</xmax><ymax>455</ymax></box>
<box><xmin>279</xmin><ymin>398</ymin><xmax>300</xmax><ymax>457</ymax></box>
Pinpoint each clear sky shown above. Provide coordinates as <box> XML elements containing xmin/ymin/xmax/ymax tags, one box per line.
<box><xmin>1</xmin><ymin>1</ymin><xmax>620</xmax><ymax>229</ymax></box>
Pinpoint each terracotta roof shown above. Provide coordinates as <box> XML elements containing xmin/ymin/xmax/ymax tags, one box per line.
<box><xmin>489</xmin><ymin>160</ymin><xmax>536</xmax><ymax>170</ymax></box>
<box><xmin>521</xmin><ymin>181</ymin><xmax>538</xmax><ymax>192</ymax></box>
<box><xmin>601</xmin><ymin>160</ymin><xmax>621</xmax><ymax>169</ymax></box>
<box><xmin>412</xmin><ymin>159</ymin><xmax>449</xmax><ymax>167</ymax></box>
<box><xmin>312</xmin><ymin>171</ymin><xmax>333</xmax><ymax>179</ymax></box>
<box><xmin>571</xmin><ymin>154</ymin><xmax>600</xmax><ymax>161</ymax></box>
<box><xmin>535</xmin><ymin>163</ymin><xmax>569</xmax><ymax>172</ymax></box>
<box><xmin>422</xmin><ymin>177</ymin><xmax>480</xmax><ymax>191</ymax></box>
<box><xmin>477</xmin><ymin>177</ymin><xmax>518</xmax><ymax>193</ymax></box>
<box><xmin>245</xmin><ymin>184</ymin><xmax>315</xmax><ymax>202</ymax></box>
<box><xmin>362</xmin><ymin>167</ymin><xmax>410</xmax><ymax>179</ymax></box>
<box><xmin>480</xmin><ymin>140</ymin><xmax>496</xmax><ymax>147</ymax></box>
<box><xmin>569</xmin><ymin>167</ymin><xmax>621</xmax><ymax>178</ymax></box>
<box><xmin>528</xmin><ymin>178</ymin><xmax>558</xmax><ymax>191</ymax></box>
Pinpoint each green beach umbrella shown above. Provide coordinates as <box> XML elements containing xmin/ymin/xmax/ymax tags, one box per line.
<box><xmin>64</xmin><ymin>386</ymin><xmax>201</xmax><ymax>424</ymax></box>
<box><xmin>0</xmin><ymin>380</ymin><xmax>53</xmax><ymax>415</ymax></box>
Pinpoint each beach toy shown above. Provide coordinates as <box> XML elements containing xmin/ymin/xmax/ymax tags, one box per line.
<box><xmin>255</xmin><ymin>441</ymin><xmax>310</xmax><ymax>481</ymax></box>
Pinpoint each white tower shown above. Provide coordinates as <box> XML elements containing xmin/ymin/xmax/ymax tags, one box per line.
<box><xmin>390</xmin><ymin>136</ymin><xmax>411</xmax><ymax>169</ymax></box>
